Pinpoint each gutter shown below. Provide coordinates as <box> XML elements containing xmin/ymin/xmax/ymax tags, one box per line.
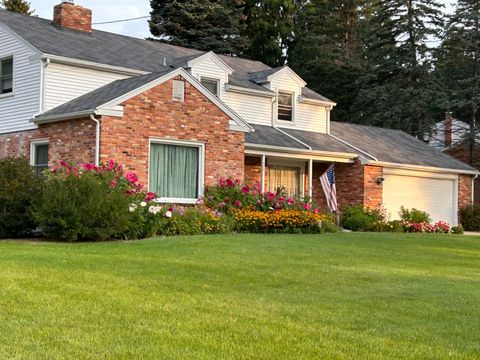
<box><xmin>368</xmin><ymin>160</ymin><xmax>480</xmax><ymax>176</ymax></box>
<box><xmin>33</xmin><ymin>110</ymin><xmax>97</xmax><ymax>124</ymax></box>
<box><xmin>473</xmin><ymin>174</ymin><xmax>478</xmax><ymax>205</ymax></box>
<box><xmin>245</xmin><ymin>143</ymin><xmax>357</xmax><ymax>160</ymax></box>
<box><xmin>225</xmin><ymin>84</ymin><xmax>275</xmax><ymax>98</ymax></box>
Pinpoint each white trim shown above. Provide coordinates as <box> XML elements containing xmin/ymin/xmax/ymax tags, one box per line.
<box><xmin>172</xmin><ymin>79</ymin><xmax>185</xmax><ymax>101</ymax></box>
<box><xmin>245</xmin><ymin>145</ymin><xmax>356</xmax><ymax>163</ymax></box>
<box><xmin>299</xmin><ymin>96</ymin><xmax>336</xmax><ymax>107</ymax></box>
<box><xmin>267</xmin><ymin>66</ymin><xmax>307</xmax><ymax>87</ymax></box>
<box><xmin>33</xmin><ymin>109</ymin><xmax>97</xmax><ymax>123</ymax></box>
<box><xmin>187</xmin><ymin>52</ymin><xmax>234</xmax><ymax>75</ymax></box>
<box><xmin>276</xmin><ymin>90</ymin><xmax>295</xmax><ymax>124</ymax></box>
<box><xmin>148</xmin><ymin>138</ymin><xmax>205</xmax><ymax>203</ymax></box>
<box><xmin>308</xmin><ymin>158</ymin><xmax>313</xmax><ymax>198</ymax></box>
<box><xmin>372</xmin><ymin>161</ymin><xmax>480</xmax><ymax>176</ymax></box>
<box><xmin>200</xmin><ymin>76</ymin><xmax>220</xmax><ymax>97</ymax></box>
<box><xmin>224</xmin><ymin>84</ymin><xmax>275</xmax><ymax>98</ymax></box>
<box><xmin>43</xmin><ymin>54</ymin><xmax>148</xmax><ymax>76</ymax></box>
<box><xmin>274</xmin><ymin>127</ymin><xmax>312</xmax><ymax>150</ymax></box>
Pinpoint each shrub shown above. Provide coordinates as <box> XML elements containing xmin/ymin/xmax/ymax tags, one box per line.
<box><xmin>34</xmin><ymin>160</ymin><xmax>143</xmax><ymax>242</ymax></box>
<box><xmin>366</xmin><ymin>220</ymin><xmax>404</xmax><ymax>233</ymax></box>
<box><xmin>459</xmin><ymin>205</ymin><xmax>480</xmax><ymax>231</ymax></box>
<box><xmin>0</xmin><ymin>157</ymin><xmax>44</xmax><ymax>238</ymax></box>
<box><xmin>400</xmin><ymin>207</ymin><xmax>431</xmax><ymax>224</ymax></box>
<box><xmin>403</xmin><ymin>221</ymin><xmax>450</xmax><ymax>234</ymax></box>
<box><xmin>341</xmin><ymin>205</ymin><xmax>384</xmax><ymax>231</ymax></box>
<box><xmin>451</xmin><ymin>225</ymin><xmax>464</xmax><ymax>235</ymax></box>
<box><xmin>233</xmin><ymin>208</ymin><xmax>326</xmax><ymax>233</ymax></box>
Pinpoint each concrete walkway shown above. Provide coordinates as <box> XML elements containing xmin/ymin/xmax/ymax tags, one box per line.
<box><xmin>464</xmin><ymin>232</ymin><xmax>480</xmax><ymax>237</ymax></box>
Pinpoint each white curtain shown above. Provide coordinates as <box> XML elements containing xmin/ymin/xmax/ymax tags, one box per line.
<box><xmin>268</xmin><ymin>165</ymin><xmax>301</xmax><ymax>196</ymax></box>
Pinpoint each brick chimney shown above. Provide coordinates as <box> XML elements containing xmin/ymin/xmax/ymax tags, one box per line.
<box><xmin>53</xmin><ymin>1</ymin><xmax>92</xmax><ymax>33</ymax></box>
<box><xmin>445</xmin><ymin>111</ymin><xmax>453</xmax><ymax>148</ymax></box>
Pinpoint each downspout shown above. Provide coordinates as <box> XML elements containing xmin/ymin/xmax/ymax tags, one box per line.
<box><xmin>473</xmin><ymin>174</ymin><xmax>478</xmax><ymax>205</ymax></box>
<box><xmin>90</xmin><ymin>114</ymin><xmax>101</xmax><ymax>166</ymax></box>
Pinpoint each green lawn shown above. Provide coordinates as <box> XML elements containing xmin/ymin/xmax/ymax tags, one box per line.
<box><xmin>0</xmin><ymin>233</ymin><xmax>479</xmax><ymax>359</ymax></box>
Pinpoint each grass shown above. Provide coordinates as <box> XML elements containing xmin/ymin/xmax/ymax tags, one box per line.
<box><xmin>0</xmin><ymin>233</ymin><xmax>479</xmax><ymax>359</ymax></box>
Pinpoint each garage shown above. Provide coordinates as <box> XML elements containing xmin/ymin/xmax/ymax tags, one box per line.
<box><xmin>382</xmin><ymin>169</ymin><xmax>458</xmax><ymax>225</ymax></box>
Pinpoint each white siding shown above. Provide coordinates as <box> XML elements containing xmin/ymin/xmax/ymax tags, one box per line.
<box><xmin>0</xmin><ymin>25</ymin><xmax>41</xmax><ymax>134</ymax></box>
<box><xmin>44</xmin><ymin>62</ymin><xmax>130</xmax><ymax>110</ymax></box>
<box><xmin>223</xmin><ymin>91</ymin><xmax>272</xmax><ymax>126</ymax></box>
<box><xmin>190</xmin><ymin>57</ymin><xmax>229</xmax><ymax>99</ymax></box>
<box><xmin>268</xmin><ymin>71</ymin><xmax>302</xmax><ymax>95</ymax></box>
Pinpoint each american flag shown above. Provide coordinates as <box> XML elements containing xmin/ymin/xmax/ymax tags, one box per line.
<box><xmin>320</xmin><ymin>164</ymin><xmax>338</xmax><ymax>212</ymax></box>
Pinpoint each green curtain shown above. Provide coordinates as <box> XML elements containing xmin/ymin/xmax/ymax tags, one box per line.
<box><xmin>149</xmin><ymin>143</ymin><xmax>199</xmax><ymax>199</ymax></box>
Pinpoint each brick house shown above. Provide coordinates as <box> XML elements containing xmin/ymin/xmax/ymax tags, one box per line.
<box><xmin>0</xmin><ymin>1</ymin><xmax>478</xmax><ymax>225</ymax></box>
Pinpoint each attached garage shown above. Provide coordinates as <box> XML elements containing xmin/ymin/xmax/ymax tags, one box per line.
<box><xmin>382</xmin><ymin>169</ymin><xmax>458</xmax><ymax>225</ymax></box>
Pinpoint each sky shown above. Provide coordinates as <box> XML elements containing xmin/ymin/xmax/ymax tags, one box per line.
<box><xmin>31</xmin><ymin>0</ymin><xmax>457</xmax><ymax>40</ymax></box>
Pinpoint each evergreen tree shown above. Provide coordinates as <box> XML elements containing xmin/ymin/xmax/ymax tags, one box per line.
<box><xmin>288</xmin><ymin>0</ymin><xmax>368</xmax><ymax>121</ymax></box>
<box><xmin>353</xmin><ymin>0</ymin><xmax>444</xmax><ymax>137</ymax></box>
<box><xmin>242</xmin><ymin>0</ymin><xmax>298</xmax><ymax>67</ymax></box>
<box><xmin>1</xmin><ymin>0</ymin><xmax>34</xmax><ymax>15</ymax></box>
<box><xmin>149</xmin><ymin>0</ymin><xmax>246</xmax><ymax>55</ymax></box>
<box><xmin>435</xmin><ymin>0</ymin><xmax>480</xmax><ymax>164</ymax></box>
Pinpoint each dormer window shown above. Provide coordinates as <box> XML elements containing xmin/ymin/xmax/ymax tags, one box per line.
<box><xmin>201</xmin><ymin>78</ymin><xmax>219</xmax><ymax>97</ymax></box>
<box><xmin>278</xmin><ymin>91</ymin><xmax>293</xmax><ymax>121</ymax></box>
<box><xmin>0</xmin><ymin>57</ymin><xmax>13</xmax><ymax>95</ymax></box>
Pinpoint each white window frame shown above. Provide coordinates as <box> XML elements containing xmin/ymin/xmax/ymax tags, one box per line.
<box><xmin>200</xmin><ymin>77</ymin><xmax>220</xmax><ymax>97</ymax></box>
<box><xmin>277</xmin><ymin>90</ymin><xmax>295</xmax><ymax>123</ymax></box>
<box><xmin>172</xmin><ymin>80</ymin><xmax>185</xmax><ymax>101</ymax></box>
<box><xmin>148</xmin><ymin>138</ymin><xmax>205</xmax><ymax>204</ymax></box>
<box><xmin>267</xmin><ymin>158</ymin><xmax>305</xmax><ymax>196</ymax></box>
<box><xmin>30</xmin><ymin>139</ymin><xmax>49</xmax><ymax>173</ymax></box>
<box><xmin>0</xmin><ymin>54</ymin><xmax>14</xmax><ymax>99</ymax></box>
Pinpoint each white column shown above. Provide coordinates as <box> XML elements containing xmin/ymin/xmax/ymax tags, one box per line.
<box><xmin>308</xmin><ymin>159</ymin><xmax>313</xmax><ymax>199</ymax></box>
<box><xmin>261</xmin><ymin>155</ymin><xmax>266</xmax><ymax>193</ymax></box>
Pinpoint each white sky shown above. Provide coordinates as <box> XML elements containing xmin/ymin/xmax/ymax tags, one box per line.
<box><xmin>30</xmin><ymin>0</ymin><xmax>457</xmax><ymax>40</ymax></box>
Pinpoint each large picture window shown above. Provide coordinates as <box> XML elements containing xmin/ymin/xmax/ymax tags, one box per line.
<box><xmin>268</xmin><ymin>165</ymin><xmax>302</xmax><ymax>196</ymax></box>
<box><xmin>149</xmin><ymin>141</ymin><xmax>203</xmax><ymax>201</ymax></box>
<box><xmin>0</xmin><ymin>57</ymin><xmax>13</xmax><ymax>95</ymax></box>
<box><xmin>277</xmin><ymin>91</ymin><xmax>293</xmax><ymax>121</ymax></box>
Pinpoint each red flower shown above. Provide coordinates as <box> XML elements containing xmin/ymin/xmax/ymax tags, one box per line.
<box><xmin>224</xmin><ymin>197</ymin><xmax>230</xmax><ymax>203</ymax></box>
<box><xmin>110</xmin><ymin>179</ymin><xmax>117</xmax><ymax>189</ymax></box>
<box><xmin>234</xmin><ymin>200</ymin><xmax>242</xmax><ymax>207</ymax></box>
<box><xmin>303</xmin><ymin>203</ymin><xmax>312</xmax><ymax>211</ymax></box>
<box><xmin>226</xmin><ymin>178</ymin><xmax>234</xmax><ymax>187</ymax></box>
<box><xmin>267</xmin><ymin>192</ymin><xmax>276</xmax><ymax>201</ymax></box>
<box><xmin>219</xmin><ymin>177</ymin><xmax>226</xmax><ymax>187</ymax></box>
<box><xmin>241</xmin><ymin>186</ymin><xmax>250</xmax><ymax>194</ymax></box>
<box><xmin>125</xmin><ymin>171</ymin><xmax>138</xmax><ymax>183</ymax></box>
<box><xmin>313</xmin><ymin>208</ymin><xmax>320</xmax><ymax>214</ymax></box>
<box><xmin>144</xmin><ymin>192</ymin><xmax>156</xmax><ymax>202</ymax></box>
<box><xmin>287</xmin><ymin>197</ymin><xmax>295</xmax><ymax>205</ymax></box>
<box><xmin>106</xmin><ymin>159</ymin><xmax>115</xmax><ymax>170</ymax></box>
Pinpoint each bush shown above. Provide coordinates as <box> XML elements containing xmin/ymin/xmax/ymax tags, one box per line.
<box><xmin>366</xmin><ymin>220</ymin><xmax>404</xmax><ymax>233</ymax></box>
<box><xmin>34</xmin><ymin>160</ymin><xmax>143</xmax><ymax>242</ymax></box>
<box><xmin>459</xmin><ymin>205</ymin><xmax>480</xmax><ymax>231</ymax></box>
<box><xmin>400</xmin><ymin>207</ymin><xmax>431</xmax><ymax>224</ymax></box>
<box><xmin>341</xmin><ymin>205</ymin><xmax>384</xmax><ymax>231</ymax></box>
<box><xmin>403</xmin><ymin>221</ymin><xmax>450</xmax><ymax>234</ymax></box>
<box><xmin>451</xmin><ymin>225</ymin><xmax>464</xmax><ymax>235</ymax></box>
<box><xmin>0</xmin><ymin>157</ymin><xmax>44</xmax><ymax>238</ymax></box>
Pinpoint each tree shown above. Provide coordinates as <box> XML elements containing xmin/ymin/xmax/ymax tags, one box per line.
<box><xmin>1</xmin><ymin>0</ymin><xmax>34</xmax><ymax>15</ymax></box>
<box><xmin>149</xmin><ymin>0</ymin><xmax>246</xmax><ymax>55</ymax></box>
<box><xmin>353</xmin><ymin>0</ymin><xmax>444</xmax><ymax>137</ymax></box>
<box><xmin>434</xmin><ymin>0</ymin><xmax>480</xmax><ymax>164</ymax></box>
<box><xmin>288</xmin><ymin>0</ymin><xmax>368</xmax><ymax>122</ymax></box>
<box><xmin>242</xmin><ymin>0</ymin><xmax>298</xmax><ymax>67</ymax></box>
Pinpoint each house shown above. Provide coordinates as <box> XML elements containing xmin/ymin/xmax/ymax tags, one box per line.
<box><xmin>430</xmin><ymin>112</ymin><xmax>479</xmax><ymax>203</ymax></box>
<box><xmin>0</xmin><ymin>1</ymin><xmax>477</xmax><ymax>225</ymax></box>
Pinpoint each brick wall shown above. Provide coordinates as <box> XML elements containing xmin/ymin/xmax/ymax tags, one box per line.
<box><xmin>445</xmin><ymin>145</ymin><xmax>480</xmax><ymax>203</ymax></box>
<box><xmin>458</xmin><ymin>174</ymin><xmax>474</xmax><ymax>210</ymax></box>
<box><xmin>100</xmin><ymin>76</ymin><xmax>244</xmax><ymax>189</ymax></box>
<box><xmin>0</xmin><ymin>118</ymin><xmax>96</xmax><ymax>165</ymax></box>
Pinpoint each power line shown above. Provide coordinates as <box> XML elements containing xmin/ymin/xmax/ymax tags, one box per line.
<box><xmin>93</xmin><ymin>16</ymin><xmax>150</xmax><ymax>25</ymax></box>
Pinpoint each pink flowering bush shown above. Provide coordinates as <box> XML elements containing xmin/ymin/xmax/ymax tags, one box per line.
<box><xmin>34</xmin><ymin>160</ymin><xmax>147</xmax><ymax>241</ymax></box>
<box><xmin>204</xmin><ymin>177</ymin><xmax>321</xmax><ymax>214</ymax></box>
<box><xmin>403</xmin><ymin>221</ymin><xmax>451</xmax><ymax>234</ymax></box>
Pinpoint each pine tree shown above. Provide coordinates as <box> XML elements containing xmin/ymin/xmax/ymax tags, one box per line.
<box><xmin>1</xmin><ymin>0</ymin><xmax>34</xmax><ymax>15</ymax></box>
<box><xmin>353</xmin><ymin>0</ymin><xmax>444</xmax><ymax>137</ymax></box>
<box><xmin>288</xmin><ymin>0</ymin><xmax>368</xmax><ymax>121</ymax></box>
<box><xmin>242</xmin><ymin>0</ymin><xmax>298</xmax><ymax>67</ymax></box>
<box><xmin>149</xmin><ymin>0</ymin><xmax>246</xmax><ymax>55</ymax></box>
<box><xmin>435</xmin><ymin>0</ymin><xmax>480</xmax><ymax>164</ymax></box>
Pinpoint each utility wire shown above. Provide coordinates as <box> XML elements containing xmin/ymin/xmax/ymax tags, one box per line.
<box><xmin>93</xmin><ymin>16</ymin><xmax>150</xmax><ymax>25</ymax></box>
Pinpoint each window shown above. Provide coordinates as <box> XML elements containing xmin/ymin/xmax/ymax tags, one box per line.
<box><xmin>268</xmin><ymin>165</ymin><xmax>302</xmax><ymax>196</ymax></box>
<box><xmin>278</xmin><ymin>91</ymin><xmax>293</xmax><ymax>121</ymax></box>
<box><xmin>149</xmin><ymin>141</ymin><xmax>204</xmax><ymax>202</ymax></box>
<box><xmin>201</xmin><ymin>78</ymin><xmax>219</xmax><ymax>96</ymax></box>
<box><xmin>31</xmin><ymin>140</ymin><xmax>49</xmax><ymax>175</ymax></box>
<box><xmin>172</xmin><ymin>80</ymin><xmax>185</xmax><ymax>101</ymax></box>
<box><xmin>0</xmin><ymin>57</ymin><xmax>13</xmax><ymax>95</ymax></box>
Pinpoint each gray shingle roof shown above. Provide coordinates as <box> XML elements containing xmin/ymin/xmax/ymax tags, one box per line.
<box><xmin>0</xmin><ymin>9</ymin><xmax>329</xmax><ymax>101</ymax></box>
<box><xmin>246</xmin><ymin>125</ymin><xmax>309</xmax><ymax>149</ymax></box>
<box><xmin>37</xmin><ymin>70</ymin><xmax>173</xmax><ymax>118</ymax></box>
<box><xmin>282</xmin><ymin>129</ymin><xmax>357</xmax><ymax>154</ymax></box>
<box><xmin>331</xmin><ymin>121</ymin><xmax>477</xmax><ymax>171</ymax></box>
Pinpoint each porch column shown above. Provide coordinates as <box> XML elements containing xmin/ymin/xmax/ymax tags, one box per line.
<box><xmin>261</xmin><ymin>154</ymin><xmax>266</xmax><ymax>192</ymax></box>
<box><xmin>308</xmin><ymin>159</ymin><xmax>313</xmax><ymax>199</ymax></box>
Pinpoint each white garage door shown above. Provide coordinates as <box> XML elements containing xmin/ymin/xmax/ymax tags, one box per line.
<box><xmin>382</xmin><ymin>169</ymin><xmax>458</xmax><ymax>225</ymax></box>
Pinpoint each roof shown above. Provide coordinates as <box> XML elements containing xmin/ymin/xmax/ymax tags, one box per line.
<box><xmin>37</xmin><ymin>70</ymin><xmax>173</xmax><ymax>118</ymax></box>
<box><xmin>0</xmin><ymin>9</ymin><xmax>329</xmax><ymax>102</ymax></box>
<box><xmin>246</xmin><ymin>125</ymin><xmax>308</xmax><ymax>149</ymax></box>
<box><xmin>331</xmin><ymin>122</ymin><xmax>477</xmax><ymax>172</ymax></box>
<box><xmin>282</xmin><ymin>129</ymin><xmax>356</xmax><ymax>154</ymax></box>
